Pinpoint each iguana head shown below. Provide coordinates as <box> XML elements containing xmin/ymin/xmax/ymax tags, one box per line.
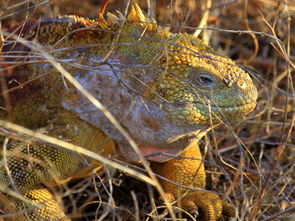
<box><xmin>131</xmin><ymin>36</ymin><xmax>258</xmax><ymax>161</ymax></box>
<box><xmin>103</xmin><ymin>4</ymin><xmax>258</xmax><ymax>127</ymax></box>
<box><xmin>154</xmin><ymin>33</ymin><xmax>257</xmax><ymax>126</ymax></box>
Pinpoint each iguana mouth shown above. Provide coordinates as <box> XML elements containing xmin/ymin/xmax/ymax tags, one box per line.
<box><xmin>164</xmin><ymin>101</ymin><xmax>257</xmax><ymax>126</ymax></box>
<box><xmin>168</xmin><ymin>101</ymin><xmax>256</xmax><ymax>111</ymax></box>
<box><xmin>210</xmin><ymin>102</ymin><xmax>256</xmax><ymax>111</ymax></box>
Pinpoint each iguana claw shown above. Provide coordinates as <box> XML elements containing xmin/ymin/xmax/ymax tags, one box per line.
<box><xmin>180</xmin><ymin>191</ymin><xmax>235</xmax><ymax>221</ymax></box>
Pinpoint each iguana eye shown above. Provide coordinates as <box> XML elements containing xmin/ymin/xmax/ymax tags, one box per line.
<box><xmin>198</xmin><ymin>73</ymin><xmax>216</xmax><ymax>86</ymax></box>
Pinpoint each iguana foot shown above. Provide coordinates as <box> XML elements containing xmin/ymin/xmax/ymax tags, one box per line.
<box><xmin>180</xmin><ymin>191</ymin><xmax>235</xmax><ymax>221</ymax></box>
<box><xmin>158</xmin><ymin>191</ymin><xmax>234</xmax><ymax>221</ymax></box>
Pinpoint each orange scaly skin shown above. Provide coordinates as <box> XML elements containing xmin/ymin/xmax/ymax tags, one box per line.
<box><xmin>0</xmin><ymin>5</ymin><xmax>257</xmax><ymax>220</ymax></box>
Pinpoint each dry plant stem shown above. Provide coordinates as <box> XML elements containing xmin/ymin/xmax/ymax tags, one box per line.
<box><xmin>249</xmin><ymin>3</ymin><xmax>294</xmax><ymax>221</ymax></box>
<box><xmin>0</xmin><ymin>120</ymin><xmax>156</xmax><ymax>187</ymax></box>
<box><xmin>265</xmin><ymin>56</ymin><xmax>277</xmax><ymax>134</ymax></box>
<box><xmin>176</xmin><ymin>0</ymin><xmax>193</xmax><ymax>34</ymax></box>
<box><xmin>2</xmin><ymin>0</ymin><xmax>37</xmax><ymax>11</ymax></box>
<box><xmin>0</xmin><ymin>22</ymin><xmax>4</xmax><ymax>50</ymax></box>
<box><xmin>0</xmin><ymin>0</ymin><xmax>49</xmax><ymax>21</ymax></box>
<box><xmin>3</xmin><ymin>71</ymin><xmax>53</xmax><ymax>93</ymax></box>
<box><xmin>224</xmin><ymin>150</ymin><xmax>244</xmax><ymax>200</ymax></box>
<box><xmin>258</xmin><ymin>11</ymin><xmax>294</xmax><ymax>69</ymax></box>
<box><xmin>242</xmin><ymin>0</ymin><xmax>259</xmax><ymax>64</ymax></box>
<box><xmin>260</xmin><ymin>3</ymin><xmax>294</xmax><ymax>159</ymax></box>
<box><xmin>97</xmin><ymin>0</ymin><xmax>109</xmax><ymax>25</ymax></box>
<box><xmin>281</xmin><ymin>0</ymin><xmax>295</xmax><ymax>148</ymax></box>
<box><xmin>131</xmin><ymin>191</ymin><xmax>140</xmax><ymax>220</ymax></box>
<box><xmin>146</xmin><ymin>184</ymin><xmax>158</xmax><ymax>221</ymax></box>
<box><xmin>96</xmin><ymin>167</ymin><xmax>114</xmax><ymax>221</ymax></box>
<box><xmin>0</xmin><ymin>69</ymin><xmax>12</xmax><ymax>114</ymax></box>
<box><xmin>214</xmin><ymin>122</ymin><xmax>261</xmax><ymax>196</ymax></box>
<box><xmin>263</xmin><ymin>206</ymin><xmax>295</xmax><ymax>221</ymax></box>
<box><xmin>193</xmin><ymin>0</ymin><xmax>212</xmax><ymax>38</ymax></box>
<box><xmin>2</xmin><ymin>136</ymin><xmax>19</xmax><ymax>194</ymax></box>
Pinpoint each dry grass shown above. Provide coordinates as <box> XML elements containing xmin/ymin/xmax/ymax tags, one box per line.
<box><xmin>0</xmin><ymin>0</ymin><xmax>294</xmax><ymax>220</ymax></box>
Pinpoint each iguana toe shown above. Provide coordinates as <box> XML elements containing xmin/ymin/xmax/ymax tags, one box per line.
<box><xmin>180</xmin><ymin>191</ymin><xmax>234</xmax><ymax>221</ymax></box>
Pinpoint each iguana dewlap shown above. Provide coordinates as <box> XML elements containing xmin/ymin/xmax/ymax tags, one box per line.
<box><xmin>0</xmin><ymin>4</ymin><xmax>257</xmax><ymax>221</ymax></box>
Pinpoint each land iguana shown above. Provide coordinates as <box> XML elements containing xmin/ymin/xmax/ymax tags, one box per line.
<box><xmin>0</xmin><ymin>4</ymin><xmax>258</xmax><ymax>221</ymax></box>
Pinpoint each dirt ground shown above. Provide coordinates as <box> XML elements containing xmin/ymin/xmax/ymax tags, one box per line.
<box><xmin>0</xmin><ymin>0</ymin><xmax>294</xmax><ymax>220</ymax></box>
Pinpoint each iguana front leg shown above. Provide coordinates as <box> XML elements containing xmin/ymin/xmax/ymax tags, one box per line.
<box><xmin>0</xmin><ymin>187</ymin><xmax>69</xmax><ymax>220</ymax></box>
<box><xmin>0</xmin><ymin>112</ymin><xmax>115</xmax><ymax>220</ymax></box>
<box><xmin>0</xmin><ymin>139</ymin><xmax>73</xmax><ymax>220</ymax></box>
<box><xmin>152</xmin><ymin>145</ymin><xmax>235</xmax><ymax>220</ymax></box>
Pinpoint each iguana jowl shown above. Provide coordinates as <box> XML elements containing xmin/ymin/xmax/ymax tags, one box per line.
<box><xmin>0</xmin><ymin>4</ymin><xmax>258</xmax><ymax>221</ymax></box>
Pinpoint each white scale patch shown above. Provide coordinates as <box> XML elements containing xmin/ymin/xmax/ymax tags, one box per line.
<box><xmin>62</xmin><ymin>52</ymin><xmax>208</xmax><ymax>162</ymax></box>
